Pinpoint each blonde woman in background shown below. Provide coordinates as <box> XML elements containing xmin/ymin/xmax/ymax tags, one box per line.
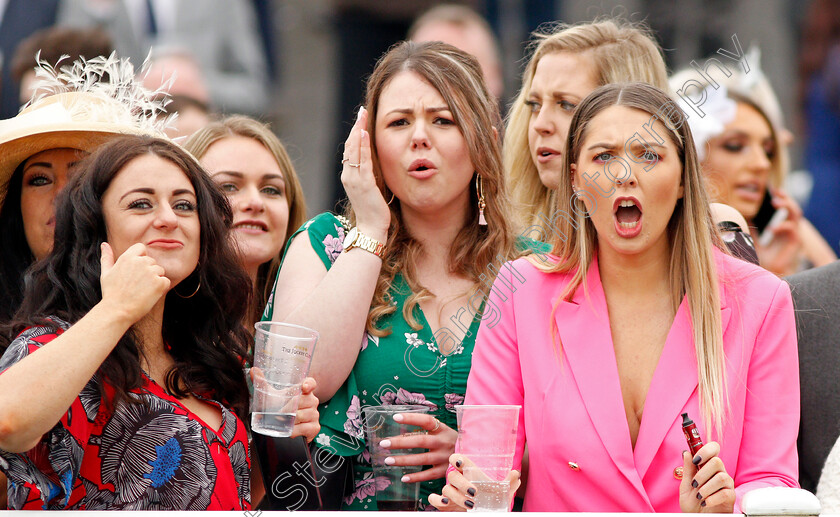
<box><xmin>505</xmin><ymin>19</ymin><xmax>669</xmax><ymax>230</ymax></box>
<box><xmin>670</xmin><ymin>60</ymin><xmax>836</xmax><ymax>275</ymax></box>
<box><xmin>185</xmin><ymin>116</ymin><xmax>308</xmax><ymax>326</ymax></box>
<box><xmin>432</xmin><ymin>82</ymin><xmax>799</xmax><ymax>512</ymax></box>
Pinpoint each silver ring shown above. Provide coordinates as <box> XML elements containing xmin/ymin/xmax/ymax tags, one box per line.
<box><xmin>431</xmin><ymin>419</ymin><xmax>441</xmax><ymax>432</ymax></box>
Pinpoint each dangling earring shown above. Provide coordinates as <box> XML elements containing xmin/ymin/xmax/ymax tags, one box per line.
<box><xmin>386</xmin><ymin>190</ymin><xmax>396</xmax><ymax>205</ymax></box>
<box><xmin>175</xmin><ymin>272</ymin><xmax>201</xmax><ymax>299</ymax></box>
<box><xmin>476</xmin><ymin>175</ymin><xmax>487</xmax><ymax>226</ymax></box>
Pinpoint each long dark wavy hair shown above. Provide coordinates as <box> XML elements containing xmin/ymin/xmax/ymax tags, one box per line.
<box><xmin>0</xmin><ymin>163</ymin><xmax>34</xmax><ymax>325</ymax></box>
<box><xmin>0</xmin><ymin>136</ymin><xmax>252</xmax><ymax>420</ymax></box>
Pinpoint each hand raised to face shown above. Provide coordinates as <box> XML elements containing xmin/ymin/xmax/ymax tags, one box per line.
<box><xmin>99</xmin><ymin>242</ymin><xmax>170</xmax><ymax>324</ymax></box>
<box><xmin>341</xmin><ymin>106</ymin><xmax>390</xmax><ymax>240</ymax></box>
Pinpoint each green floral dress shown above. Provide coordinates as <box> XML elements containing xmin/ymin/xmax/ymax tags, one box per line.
<box><xmin>262</xmin><ymin>212</ymin><xmax>545</xmax><ymax>510</ymax></box>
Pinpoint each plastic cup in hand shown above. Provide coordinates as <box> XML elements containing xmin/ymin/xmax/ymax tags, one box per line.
<box><xmin>455</xmin><ymin>405</ymin><xmax>521</xmax><ymax>512</ymax></box>
<box><xmin>250</xmin><ymin>322</ymin><xmax>318</xmax><ymax>437</ymax></box>
<box><xmin>362</xmin><ymin>405</ymin><xmax>430</xmax><ymax>511</ymax></box>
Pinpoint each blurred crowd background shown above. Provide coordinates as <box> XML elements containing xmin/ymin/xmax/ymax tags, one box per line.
<box><xmin>0</xmin><ymin>0</ymin><xmax>833</xmax><ymax>238</ymax></box>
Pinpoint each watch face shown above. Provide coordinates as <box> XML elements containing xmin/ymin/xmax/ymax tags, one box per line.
<box><xmin>342</xmin><ymin>227</ymin><xmax>358</xmax><ymax>249</ymax></box>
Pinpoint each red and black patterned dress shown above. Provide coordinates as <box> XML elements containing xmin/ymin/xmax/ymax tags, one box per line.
<box><xmin>0</xmin><ymin>318</ymin><xmax>251</xmax><ymax>510</ymax></box>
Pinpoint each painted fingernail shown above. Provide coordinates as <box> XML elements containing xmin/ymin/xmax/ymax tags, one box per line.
<box><xmin>384</xmin><ymin>457</ymin><xmax>395</xmax><ymax>465</ymax></box>
<box><xmin>393</xmin><ymin>414</ymin><xmax>404</xmax><ymax>422</ymax></box>
<box><xmin>692</xmin><ymin>480</ymin><xmax>698</xmax><ymax>489</ymax></box>
<box><xmin>696</xmin><ymin>493</ymin><xmax>703</xmax><ymax>500</ymax></box>
<box><xmin>455</xmin><ymin>460</ymin><xmax>463</xmax><ymax>468</ymax></box>
<box><xmin>361</xmin><ymin>129</ymin><xmax>368</xmax><ymax>139</ymax></box>
<box><xmin>701</xmin><ymin>501</ymin><xmax>707</xmax><ymax>508</ymax></box>
<box><xmin>465</xmin><ymin>500</ymin><xmax>475</xmax><ymax>509</ymax></box>
<box><xmin>467</xmin><ymin>487</ymin><xmax>476</xmax><ymax>497</ymax></box>
<box><xmin>692</xmin><ymin>455</ymin><xmax>702</xmax><ymax>465</ymax></box>
<box><xmin>441</xmin><ymin>497</ymin><xmax>449</xmax><ymax>504</ymax></box>
<box><xmin>401</xmin><ymin>475</ymin><xmax>410</xmax><ymax>483</ymax></box>
<box><xmin>380</xmin><ymin>439</ymin><xmax>391</xmax><ymax>448</ymax></box>
<box><xmin>356</xmin><ymin>106</ymin><xmax>364</xmax><ymax>120</ymax></box>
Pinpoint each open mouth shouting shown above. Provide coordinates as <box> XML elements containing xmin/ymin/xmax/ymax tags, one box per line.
<box><xmin>613</xmin><ymin>197</ymin><xmax>643</xmax><ymax>238</ymax></box>
<box><xmin>408</xmin><ymin>158</ymin><xmax>438</xmax><ymax>179</ymax></box>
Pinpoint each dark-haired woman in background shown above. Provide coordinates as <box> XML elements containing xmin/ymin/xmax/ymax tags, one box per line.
<box><xmin>0</xmin><ymin>136</ymin><xmax>254</xmax><ymax>509</ymax></box>
<box><xmin>0</xmin><ymin>53</ymin><xmax>179</xmax><ymax>334</ymax></box>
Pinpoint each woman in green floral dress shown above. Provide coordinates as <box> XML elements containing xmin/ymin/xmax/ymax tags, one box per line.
<box><xmin>263</xmin><ymin>41</ymin><xmax>523</xmax><ymax>510</ymax></box>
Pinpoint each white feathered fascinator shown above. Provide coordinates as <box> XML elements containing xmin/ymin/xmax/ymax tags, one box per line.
<box><xmin>675</xmin><ymin>84</ymin><xmax>737</xmax><ymax>162</ymax></box>
<box><xmin>0</xmin><ymin>51</ymin><xmax>178</xmax><ymax>205</ymax></box>
<box><xmin>668</xmin><ymin>44</ymin><xmax>785</xmax><ymax>162</ymax></box>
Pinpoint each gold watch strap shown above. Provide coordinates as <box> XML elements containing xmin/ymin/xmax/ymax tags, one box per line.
<box><xmin>355</xmin><ymin>232</ymin><xmax>385</xmax><ymax>257</ymax></box>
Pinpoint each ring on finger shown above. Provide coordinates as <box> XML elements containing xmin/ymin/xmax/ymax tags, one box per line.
<box><xmin>346</xmin><ymin>162</ymin><xmax>361</xmax><ymax>168</ymax></box>
<box><xmin>431</xmin><ymin>418</ymin><xmax>441</xmax><ymax>432</ymax></box>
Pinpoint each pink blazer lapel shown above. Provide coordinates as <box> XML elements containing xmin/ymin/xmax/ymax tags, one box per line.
<box><xmin>552</xmin><ymin>259</ymin><xmax>648</xmax><ymax>496</ymax></box>
<box><xmin>632</xmin><ymin>289</ymin><xmax>732</xmax><ymax>479</ymax></box>
<box><xmin>550</xmin><ymin>256</ymin><xmax>734</xmax><ymax>494</ymax></box>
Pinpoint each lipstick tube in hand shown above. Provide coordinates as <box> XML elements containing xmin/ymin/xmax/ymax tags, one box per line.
<box><xmin>681</xmin><ymin>412</ymin><xmax>704</xmax><ymax>457</ymax></box>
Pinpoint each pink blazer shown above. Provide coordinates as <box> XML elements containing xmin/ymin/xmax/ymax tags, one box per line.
<box><xmin>465</xmin><ymin>249</ymin><xmax>799</xmax><ymax>512</ymax></box>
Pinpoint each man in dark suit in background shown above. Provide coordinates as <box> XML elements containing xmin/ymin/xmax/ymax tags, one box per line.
<box><xmin>0</xmin><ymin>0</ymin><xmax>60</xmax><ymax>118</ymax></box>
<box><xmin>788</xmin><ymin>260</ymin><xmax>840</xmax><ymax>492</ymax></box>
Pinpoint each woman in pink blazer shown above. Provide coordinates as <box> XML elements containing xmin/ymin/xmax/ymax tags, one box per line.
<box><xmin>430</xmin><ymin>82</ymin><xmax>799</xmax><ymax>512</ymax></box>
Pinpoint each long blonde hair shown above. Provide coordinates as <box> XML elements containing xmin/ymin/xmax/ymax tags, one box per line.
<box><xmin>346</xmin><ymin>41</ymin><xmax>517</xmax><ymax>336</ymax></box>
<box><xmin>506</xmin><ymin>19</ymin><xmax>669</xmax><ymax>230</ymax></box>
<box><xmin>184</xmin><ymin>116</ymin><xmax>308</xmax><ymax>324</ymax></box>
<box><xmin>539</xmin><ymin>82</ymin><xmax>727</xmax><ymax>435</ymax></box>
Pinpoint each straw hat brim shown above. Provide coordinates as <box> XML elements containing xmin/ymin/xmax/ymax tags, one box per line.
<box><xmin>0</xmin><ymin>124</ymin><xmax>149</xmax><ymax>208</ymax></box>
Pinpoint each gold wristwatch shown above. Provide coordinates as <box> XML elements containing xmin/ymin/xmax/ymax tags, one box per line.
<box><xmin>342</xmin><ymin>227</ymin><xmax>385</xmax><ymax>257</ymax></box>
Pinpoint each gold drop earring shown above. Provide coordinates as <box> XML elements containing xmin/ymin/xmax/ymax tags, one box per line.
<box><xmin>476</xmin><ymin>175</ymin><xmax>487</xmax><ymax>226</ymax></box>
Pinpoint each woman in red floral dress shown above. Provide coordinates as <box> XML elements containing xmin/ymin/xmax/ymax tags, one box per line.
<box><xmin>0</xmin><ymin>136</ymin><xmax>255</xmax><ymax>510</ymax></box>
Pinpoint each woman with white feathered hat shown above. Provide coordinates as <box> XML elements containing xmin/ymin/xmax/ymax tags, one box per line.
<box><xmin>670</xmin><ymin>48</ymin><xmax>836</xmax><ymax>276</ymax></box>
<box><xmin>0</xmin><ymin>53</ymin><xmax>174</xmax><ymax>328</ymax></box>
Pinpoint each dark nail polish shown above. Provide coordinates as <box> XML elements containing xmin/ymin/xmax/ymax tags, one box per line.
<box><xmin>696</xmin><ymin>493</ymin><xmax>703</xmax><ymax>500</ymax></box>
<box><xmin>441</xmin><ymin>498</ymin><xmax>449</xmax><ymax>505</ymax></box>
<box><xmin>701</xmin><ymin>501</ymin><xmax>707</xmax><ymax>508</ymax></box>
<box><xmin>456</xmin><ymin>460</ymin><xmax>462</xmax><ymax>468</ymax></box>
<box><xmin>465</xmin><ymin>500</ymin><xmax>475</xmax><ymax>509</ymax></box>
<box><xmin>692</xmin><ymin>480</ymin><xmax>698</xmax><ymax>488</ymax></box>
<box><xmin>467</xmin><ymin>487</ymin><xmax>476</xmax><ymax>497</ymax></box>
<box><xmin>692</xmin><ymin>455</ymin><xmax>702</xmax><ymax>465</ymax></box>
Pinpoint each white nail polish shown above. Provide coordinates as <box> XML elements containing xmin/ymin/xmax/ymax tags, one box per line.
<box><xmin>357</xmin><ymin>106</ymin><xmax>364</xmax><ymax>121</ymax></box>
<box><xmin>380</xmin><ymin>439</ymin><xmax>391</xmax><ymax>448</ymax></box>
<box><xmin>401</xmin><ymin>475</ymin><xmax>410</xmax><ymax>483</ymax></box>
<box><xmin>384</xmin><ymin>457</ymin><xmax>395</xmax><ymax>465</ymax></box>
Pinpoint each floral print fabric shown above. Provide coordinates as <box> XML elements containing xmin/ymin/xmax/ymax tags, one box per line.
<box><xmin>0</xmin><ymin>319</ymin><xmax>251</xmax><ymax>510</ymax></box>
<box><xmin>263</xmin><ymin>212</ymin><xmax>479</xmax><ymax>510</ymax></box>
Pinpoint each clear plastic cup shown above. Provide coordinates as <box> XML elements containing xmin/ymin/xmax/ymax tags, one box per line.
<box><xmin>455</xmin><ymin>405</ymin><xmax>521</xmax><ymax>512</ymax></box>
<box><xmin>362</xmin><ymin>405</ymin><xmax>430</xmax><ymax>510</ymax></box>
<box><xmin>250</xmin><ymin>322</ymin><xmax>318</xmax><ymax>437</ymax></box>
